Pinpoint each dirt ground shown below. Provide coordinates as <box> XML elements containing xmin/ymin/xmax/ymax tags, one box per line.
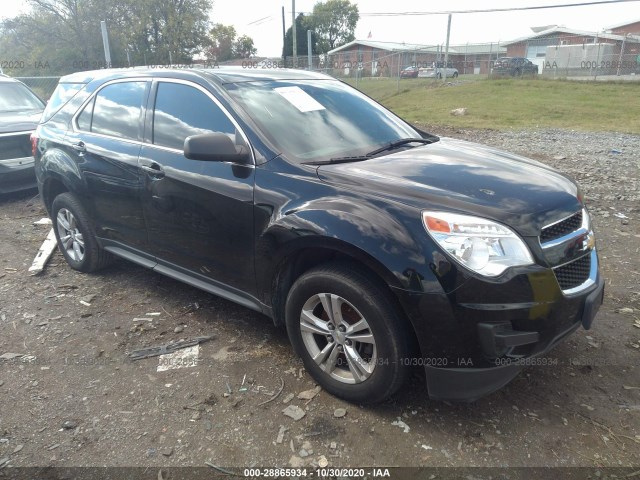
<box><xmin>0</xmin><ymin>127</ymin><xmax>638</xmax><ymax>477</ymax></box>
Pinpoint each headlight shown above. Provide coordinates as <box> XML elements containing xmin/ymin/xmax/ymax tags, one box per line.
<box><xmin>422</xmin><ymin>211</ymin><xmax>534</xmax><ymax>277</ymax></box>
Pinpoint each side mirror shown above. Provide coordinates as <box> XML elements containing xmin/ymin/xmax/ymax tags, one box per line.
<box><xmin>184</xmin><ymin>132</ymin><xmax>250</xmax><ymax>164</ymax></box>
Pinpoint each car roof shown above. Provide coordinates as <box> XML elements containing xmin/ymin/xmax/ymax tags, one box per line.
<box><xmin>59</xmin><ymin>66</ymin><xmax>334</xmax><ymax>85</ymax></box>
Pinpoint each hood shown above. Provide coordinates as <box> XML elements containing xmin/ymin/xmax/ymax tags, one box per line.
<box><xmin>0</xmin><ymin>110</ymin><xmax>43</xmax><ymax>134</ymax></box>
<box><xmin>316</xmin><ymin>137</ymin><xmax>582</xmax><ymax>236</ymax></box>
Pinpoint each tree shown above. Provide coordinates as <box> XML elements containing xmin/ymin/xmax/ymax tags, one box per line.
<box><xmin>0</xmin><ymin>0</ymin><xmax>213</xmax><ymax>75</ymax></box>
<box><xmin>206</xmin><ymin>23</ymin><xmax>237</xmax><ymax>62</ymax></box>
<box><xmin>282</xmin><ymin>13</ymin><xmax>317</xmax><ymax>58</ymax></box>
<box><xmin>206</xmin><ymin>24</ymin><xmax>257</xmax><ymax>61</ymax></box>
<box><xmin>311</xmin><ymin>0</ymin><xmax>358</xmax><ymax>53</ymax></box>
<box><xmin>234</xmin><ymin>35</ymin><xmax>257</xmax><ymax>59</ymax></box>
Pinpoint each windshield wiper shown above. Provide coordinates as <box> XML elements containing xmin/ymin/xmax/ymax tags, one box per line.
<box><xmin>364</xmin><ymin>137</ymin><xmax>433</xmax><ymax>157</ymax></box>
<box><xmin>303</xmin><ymin>137</ymin><xmax>434</xmax><ymax>166</ymax></box>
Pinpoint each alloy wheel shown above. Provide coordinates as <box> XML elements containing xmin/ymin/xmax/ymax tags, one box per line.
<box><xmin>56</xmin><ymin>208</ymin><xmax>85</xmax><ymax>262</ymax></box>
<box><xmin>299</xmin><ymin>293</ymin><xmax>377</xmax><ymax>384</ymax></box>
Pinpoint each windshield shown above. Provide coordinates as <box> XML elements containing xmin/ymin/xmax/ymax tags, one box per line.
<box><xmin>0</xmin><ymin>83</ymin><xmax>45</xmax><ymax>112</ymax></box>
<box><xmin>225</xmin><ymin>79</ymin><xmax>421</xmax><ymax>162</ymax></box>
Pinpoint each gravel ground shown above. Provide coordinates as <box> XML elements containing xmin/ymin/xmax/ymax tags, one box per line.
<box><xmin>0</xmin><ymin>126</ymin><xmax>638</xmax><ymax>477</ymax></box>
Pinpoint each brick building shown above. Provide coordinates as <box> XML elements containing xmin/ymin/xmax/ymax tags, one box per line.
<box><xmin>326</xmin><ymin>40</ymin><xmax>506</xmax><ymax>77</ymax></box>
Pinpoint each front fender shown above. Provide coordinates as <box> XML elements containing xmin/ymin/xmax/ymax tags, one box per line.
<box><xmin>255</xmin><ymin>195</ymin><xmax>445</xmax><ymax>305</ymax></box>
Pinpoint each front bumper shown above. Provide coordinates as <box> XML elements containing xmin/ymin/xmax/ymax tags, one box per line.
<box><xmin>394</xmin><ymin>250</ymin><xmax>604</xmax><ymax>402</ymax></box>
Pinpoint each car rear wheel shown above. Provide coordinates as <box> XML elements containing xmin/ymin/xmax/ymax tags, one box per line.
<box><xmin>52</xmin><ymin>193</ymin><xmax>113</xmax><ymax>272</ymax></box>
<box><xmin>285</xmin><ymin>263</ymin><xmax>410</xmax><ymax>403</ymax></box>
<box><xmin>453</xmin><ymin>72</ymin><xmax>458</xmax><ymax>78</ymax></box>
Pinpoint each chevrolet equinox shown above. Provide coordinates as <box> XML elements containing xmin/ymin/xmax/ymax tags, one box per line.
<box><xmin>34</xmin><ymin>68</ymin><xmax>604</xmax><ymax>403</ymax></box>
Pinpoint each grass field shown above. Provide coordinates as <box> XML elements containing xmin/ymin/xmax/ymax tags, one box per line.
<box><xmin>343</xmin><ymin>77</ymin><xmax>640</xmax><ymax>134</ymax></box>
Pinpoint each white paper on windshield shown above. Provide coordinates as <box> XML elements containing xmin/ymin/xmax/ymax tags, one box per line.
<box><xmin>274</xmin><ymin>86</ymin><xmax>325</xmax><ymax>112</ymax></box>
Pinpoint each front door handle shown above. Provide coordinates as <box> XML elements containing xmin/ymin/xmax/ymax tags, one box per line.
<box><xmin>71</xmin><ymin>141</ymin><xmax>86</xmax><ymax>152</ymax></box>
<box><xmin>140</xmin><ymin>161</ymin><xmax>165</xmax><ymax>178</ymax></box>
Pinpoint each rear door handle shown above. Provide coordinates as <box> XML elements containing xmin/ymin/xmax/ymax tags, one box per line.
<box><xmin>140</xmin><ymin>161</ymin><xmax>165</xmax><ymax>178</ymax></box>
<box><xmin>71</xmin><ymin>141</ymin><xmax>86</xmax><ymax>152</ymax></box>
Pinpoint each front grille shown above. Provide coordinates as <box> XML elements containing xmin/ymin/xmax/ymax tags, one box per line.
<box><xmin>541</xmin><ymin>211</ymin><xmax>582</xmax><ymax>243</ymax></box>
<box><xmin>0</xmin><ymin>133</ymin><xmax>32</xmax><ymax>161</ymax></box>
<box><xmin>554</xmin><ymin>254</ymin><xmax>591</xmax><ymax>290</ymax></box>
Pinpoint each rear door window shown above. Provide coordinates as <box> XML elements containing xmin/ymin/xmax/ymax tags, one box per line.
<box><xmin>78</xmin><ymin>81</ymin><xmax>147</xmax><ymax>141</ymax></box>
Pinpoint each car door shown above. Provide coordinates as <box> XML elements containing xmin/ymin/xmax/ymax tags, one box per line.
<box><xmin>138</xmin><ymin>79</ymin><xmax>256</xmax><ymax>294</ymax></box>
<box><xmin>66</xmin><ymin>80</ymin><xmax>151</xmax><ymax>256</ymax></box>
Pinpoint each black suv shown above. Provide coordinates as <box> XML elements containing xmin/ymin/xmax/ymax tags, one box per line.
<box><xmin>34</xmin><ymin>68</ymin><xmax>603</xmax><ymax>403</ymax></box>
<box><xmin>0</xmin><ymin>76</ymin><xmax>46</xmax><ymax>194</ymax></box>
<box><xmin>491</xmin><ymin>57</ymin><xmax>539</xmax><ymax>77</ymax></box>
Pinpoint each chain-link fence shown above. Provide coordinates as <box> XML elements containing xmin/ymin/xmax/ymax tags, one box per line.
<box><xmin>7</xmin><ymin>30</ymin><xmax>639</xmax><ymax>100</ymax></box>
<box><xmin>14</xmin><ymin>76</ymin><xmax>60</xmax><ymax>100</ymax></box>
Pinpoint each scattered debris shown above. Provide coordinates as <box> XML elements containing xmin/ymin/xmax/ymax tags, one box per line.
<box><xmin>12</xmin><ymin>445</ymin><xmax>23</xmax><ymax>454</ymax></box>
<box><xmin>282</xmin><ymin>393</ymin><xmax>295</xmax><ymax>404</ymax></box>
<box><xmin>28</xmin><ymin>229</ymin><xmax>57</xmax><ymax>275</ymax></box>
<box><xmin>282</xmin><ymin>405</ymin><xmax>306</xmax><ymax>421</ymax></box>
<box><xmin>276</xmin><ymin>426</ymin><xmax>287</xmax><ymax>444</ymax></box>
<box><xmin>318</xmin><ymin>455</ymin><xmax>329</xmax><ymax>468</ymax></box>
<box><xmin>174</xmin><ymin>325</ymin><xmax>184</xmax><ymax>334</ymax></box>
<box><xmin>161</xmin><ymin>447</ymin><xmax>173</xmax><ymax>457</ymax></box>
<box><xmin>128</xmin><ymin>335</ymin><xmax>215</xmax><ymax>361</ymax></box>
<box><xmin>623</xmin><ymin>385</ymin><xmax>640</xmax><ymax>390</ymax></box>
<box><xmin>553</xmin><ymin>155</ymin><xmax>567</xmax><ymax>160</ymax></box>
<box><xmin>586</xmin><ymin>336</ymin><xmax>601</xmax><ymax>349</ymax></box>
<box><xmin>257</xmin><ymin>377</ymin><xmax>285</xmax><ymax>406</ymax></box>
<box><xmin>421</xmin><ymin>445</ymin><xmax>433</xmax><ymax>450</ymax></box>
<box><xmin>581</xmin><ymin>404</ymin><xmax>595</xmax><ymax>411</ymax></box>
<box><xmin>205</xmin><ymin>461</ymin><xmax>235</xmax><ymax>475</ymax></box>
<box><xmin>297</xmin><ymin>386</ymin><xmax>321</xmax><ymax>401</ymax></box>
<box><xmin>157</xmin><ymin>345</ymin><xmax>200</xmax><ymax>372</ymax></box>
<box><xmin>450</xmin><ymin>107</ymin><xmax>467</xmax><ymax>116</ymax></box>
<box><xmin>333</xmin><ymin>408</ymin><xmax>347</xmax><ymax>418</ymax></box>
<box><xmin>289</xmin><ymin>455</ymin><xmax>305</xmax><ymax>467</ymax></box>
<box><xmin>33</xmin><ymin>218</ymin><xmax>52</xmax><ymax>226</ymax></box>
<box><xmin>62</xmin><ymin>420</ymin><xmax>77</xmax><ymax>430</ymax></box>
<box><xmin>0</xmin><ymin>353</ymin><xmax>23</xmax><ymax>360</ymax></box>
<box><xmin>0</xmin><ymin>457</ymin><xmax>9</xmax><ymax>467</ymax></box>
<box><xmin>392</xmin><ymin>419</ymin><xmax>410</xmax><ymax>433</ymax></box>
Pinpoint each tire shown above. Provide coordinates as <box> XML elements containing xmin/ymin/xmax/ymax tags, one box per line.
<box><xmin>285</xmin><ymin>263</ymin><xmax>410</xmax><ymax>403</ymax></box>
<box><xmin>453</xmin><ymin>72</ymin><xmax>458</xmax><ymax>78</ymax></box>
<box><xmin>51</xmin><ymin>192</ymin><xmax>113</xmax><ymax>272</ymax></box>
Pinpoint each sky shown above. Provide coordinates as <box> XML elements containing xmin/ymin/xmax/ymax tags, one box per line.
<box><xmin>1</xmin><ymin>0</ymin><xmax>638</xmax><ymax>56</ymax></box>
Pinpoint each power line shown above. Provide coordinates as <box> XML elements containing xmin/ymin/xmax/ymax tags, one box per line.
<box><xmin>296</xmin><ymin>0</ymin><xmax>640</xmax><ymax>17</ymax></box>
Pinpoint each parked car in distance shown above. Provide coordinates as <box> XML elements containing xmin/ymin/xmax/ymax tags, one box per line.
<box><xmin>491</xmin><ymin>57</ymin><xmax>539</xmax><ymax>77</ymax></box>
<box><xmin>418</xmin><ymin>66</ymin><xmax>458</xmax><ymax>78</ymax></box>
<box><xmin>34</xmin><ymin>68</ymin><xmax>603</xmax><ymax>404</ymax></box>
<box><xmin>400</xmin><ymin>66</ymin><xmax>420</xmax><ymax>78</ymax></box>
<box><xmin>0</xmin><ymin>75</ymin><xmax>46</xmax><ymax>194</ymax></box>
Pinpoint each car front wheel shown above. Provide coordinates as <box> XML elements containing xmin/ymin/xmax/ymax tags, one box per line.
<box><xmin>285</xmin><ymin>263</ymin><xmax>410</xmax><ymax>403</ymax></box>
<box><xmin>52</xmin><ymin>193</ymin><xmax>113</xmax><ymax>272</ymax></box>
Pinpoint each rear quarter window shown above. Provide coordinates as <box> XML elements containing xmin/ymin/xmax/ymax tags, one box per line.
<box><xmin>42</xmin><ymin>83</ymin><xmax>85</xmax><ymax>122</ymax></box>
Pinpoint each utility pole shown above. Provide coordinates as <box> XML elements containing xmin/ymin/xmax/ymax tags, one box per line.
<box><xmin>292</xmin><ymin>0</ymin><xmax>297</xmax><ymax>68</ymax></box>
<box><xmin>443</xmin><ymin>14</ymin><xmax>451</xmax><ymax>82</ymax></box>
<box><xmin>307</xmin><ymin>30</ymin><xmax>312</xmax><ymax>70</ymax></box>
<box><xmin>100</xmin><ymin>21</ymin><xmax>112</xmax><ymax>68</ymax></box>
<box><xmin>282</xmin><ymin>6</ymin><xmax>286</xmax><ymax>65</ymax></box>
